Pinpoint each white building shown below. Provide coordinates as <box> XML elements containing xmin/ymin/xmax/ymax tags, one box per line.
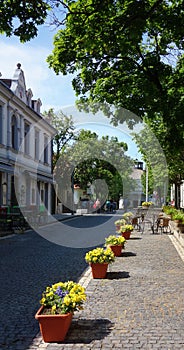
<box><xmin>129</xmin><ymin>161</ymin><xmax>145</xmax><ymax>208</ymax></box>
<box><xmin>0</xmin><ymin>63</ymin><xmax>56</xmax><ymax>214</ymax></box>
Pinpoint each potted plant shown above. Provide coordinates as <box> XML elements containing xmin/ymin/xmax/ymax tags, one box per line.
<box><xmin>114</xmin><ymin>218</ymin><xmax>126</xmax><ymax>231</ymax></box>
<box><xmin>172</xmin><ymin>211</ymin><xmax>184</xmax><ymax>224</ymax></box>
<box><xmin>35</xmin><ymin>281</ymin><xmax>86</xmax><ymax>342</ymax></box>
<box><xmin>85</xmin><ymin>247</ymin><xmax>115</xmax><ymax>278</ymax></box>
<box><xmin>104</xmin><ymin>235</ymin><xmax>126</xmax><ymax>256</ymax></box>
<box><xmin>122</xmin><ymin>212</ymin><xmax>134</xmax><ymax>223</ymax></box>
<box><xmin>142</xmin><ymin>201</ymin><xmax>154</xmax><ymax>208</ymax></box>
<box><xmin>162</xmin><ymin>205</ymin><xmax>177</xmax><ymax>220</ymax></box>
<box><xmin>119</xmin><ymin>224</ymin><xmax>134</xmax><ymax>239</ymax></box>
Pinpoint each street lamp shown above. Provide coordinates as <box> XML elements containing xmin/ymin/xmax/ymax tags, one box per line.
<box><xmin>71</xmin><ymin>170</ymin><xmax>74</xmax><ymax>215</ymax></box>
<box><xmin>146</xmin><ymin>164</ymin><xmax>149</xmax><ymax>202</ymax></box>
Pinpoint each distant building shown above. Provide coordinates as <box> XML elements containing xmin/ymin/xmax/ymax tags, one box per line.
<box><xmin>0</xmin><ymin>64</ymin><xmax>56</xmax><ymax>213</ymax></box>
<box><xmin>129</xmin><ymin>161</ymin><xmax>145</xmax><ymax>208</ymax></box>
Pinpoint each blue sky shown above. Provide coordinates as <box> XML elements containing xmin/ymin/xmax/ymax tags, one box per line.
<box><xmin>0</xmin><ymin>25</ymin><xmax>76</xmax><ymax>110</ymax></box>
<box><xmin>0</xmin><ymin>25</ymin><xmax>142</xmax><ymax>160</ymax></box>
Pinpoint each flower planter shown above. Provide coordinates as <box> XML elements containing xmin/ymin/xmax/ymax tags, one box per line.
<box><xmin>121</xmin><ymin>231</ymin><xmax>131</xmax><ymax>240</ymax></box>
<box><xmin>109</xmin><ymin>244</ymin><xmax>122</xmax><ymax>257</ymax></box>
<box><xmin>35</xmin><ymin>306</ymin><xmax>73</xmax><ymax>342</ymax></box>
<box><xmin>90</xmin><ymin>262</ymin><xmax>108</xmax><ymax>278</ymax></box>
<box><xmin>174</xmin><ymin>219</ymin><xmax>183</xmax><ymax>225</ymax></box>
<box><xmin>115</xmin><ymin>224</ymin><xmax>121</xmax><ymax>231</ymax></box>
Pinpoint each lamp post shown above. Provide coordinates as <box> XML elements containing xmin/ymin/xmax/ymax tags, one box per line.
<box><xmin>71</xmin><ymin>170</ymin><xmax>74</xmax><ymax>215</ymax></box>
<box><xmin>146</xmin><ymin>164</ymin><xmax>149</xmax><ymax>202</ymax></box>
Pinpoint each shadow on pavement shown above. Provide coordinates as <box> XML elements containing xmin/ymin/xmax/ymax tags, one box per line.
<box><xmin>121</xmin><ymin>251</ymin><xmax>137</xmax><ymax>257</ymax></box>
<box><xmin>106</xmin><ymin>271</ymin><xmax>130</xmax><ymax>279</ymax></box>
<box><xmin>65</xmin><ymin>318</ymin><xmax>114</xmax><ymax>344</ymax></box>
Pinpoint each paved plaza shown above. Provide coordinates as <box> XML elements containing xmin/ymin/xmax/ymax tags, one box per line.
<box><xmin>0</xmin><ymin>215</ymin><xmax>184</xmax><ymax>350</ymax></box>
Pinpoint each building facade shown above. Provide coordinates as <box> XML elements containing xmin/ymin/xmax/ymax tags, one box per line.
<box><xmin>128</xmin><ymin>161</ymin><xmax>145</xmax><ymax>208</ymax></box>
<box><xmin>0</xmin><ymin>64</ymin><xmax>56</xmax><ymax>213</ymax></box>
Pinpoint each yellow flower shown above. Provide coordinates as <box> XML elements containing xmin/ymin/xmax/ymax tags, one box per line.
<box><xmin>64</xmin><ymin>295</ymin><xmax>71</xmax><ymax>306</ymax></box>
<box><xmin>51</xmin><ymin>305</ymin><xmax>56</xmax><ymax>313</ymax></box>
<box><xmin>46</xmin><ymin>291</ymin><xmax>54</xmax><ymax>298</ymax></box>
<box><xmin>52</xmin><ymin>282</ymin><xmax>64</xmax><ymax>290</ymax></box>
<box><xmin>40</xmin><ymin>297</ymin><xmax>46</xmax><ymax>304</ymax></box>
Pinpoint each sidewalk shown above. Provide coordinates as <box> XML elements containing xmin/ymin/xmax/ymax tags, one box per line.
<box><xmin>30</xmin><ymin>227</ymin><xmax>184</xmax><ymax>350</ymax></box>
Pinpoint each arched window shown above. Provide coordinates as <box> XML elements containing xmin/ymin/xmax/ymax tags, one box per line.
<box><xmin>11</xmin><ymin>115</ymin><xmax>18</xmax><ymax>150</ymax></box>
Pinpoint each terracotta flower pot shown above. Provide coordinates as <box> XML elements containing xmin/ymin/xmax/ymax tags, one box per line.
<box><xmin>121</xmin><ymin>231</ymin><xmax>131</xmax><ymax>240</ymax></box>
<box><xmin>90</xmin><ymin>262</ymin><xmax>108</xmax><ymax>278</ymax></box>
<box><xmin>35</xmin><ymin>306</ymin><xmax>73</xmax><ymax>342</ymax></box>
<box><xmin>115</xmin><ymin>224</ymin><xmax>121</xmax><ymax>231</ymax></box>
<box><xmin>109</xmin><ymin>244</ymin><xmax>122</xmax><ymax>257</ymax></box>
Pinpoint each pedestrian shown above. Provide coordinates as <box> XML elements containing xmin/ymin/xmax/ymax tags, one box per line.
<box><xmin>106</xmin><ymin>200</ymin><xmax>111</xmax><ymax>212</ymax></box>
<box><xmin>95</xmin><ymin>198</ymin><xmax>101</xmax><ymax>213</ymax></box>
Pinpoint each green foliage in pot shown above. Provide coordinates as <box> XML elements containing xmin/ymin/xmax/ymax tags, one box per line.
<box><xmin>162</xmin><ymin>205</ymin><xmax>178</xmax><ymax>219</ymax></box>
<box><xmin>172</xmin><ymin>211</ymin><xmax>184</xmax><ymax>222</ymax></box>
<box><xmin>104</xmin><ymin>235</ymin><xmax>126</xmax><ymax>247</ymax></box>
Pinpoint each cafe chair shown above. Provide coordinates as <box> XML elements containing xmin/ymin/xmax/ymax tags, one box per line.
<box><xmin>157</xmin><ymin>217</ymin><xmax>171</xmax><ymax>234</ymax></box>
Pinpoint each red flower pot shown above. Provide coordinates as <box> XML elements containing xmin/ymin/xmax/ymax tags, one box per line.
<box><xmin>90</xmin><ymin>263</ymin><xmax>108</xmax><ymax>278</ymax></box>
<box><xmin>109</xmin><ymin>244</ymin><xmax>122</xmax><ymax>257</ymax></box>
<box><xmin>121</xmin><ymin>231</ymin><xmax>131</xmax><ymax>240</ymax></box>
<box><xmin>35</xmin><ymin>306</ymin><xmax>73</xmax><ymax>342</ymax></box>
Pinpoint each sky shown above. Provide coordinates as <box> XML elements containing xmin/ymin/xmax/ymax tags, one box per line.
<box><xmin>0</xmin><ymin>24</ymin><xmax>142</xmax><ymax>161</ymax></box>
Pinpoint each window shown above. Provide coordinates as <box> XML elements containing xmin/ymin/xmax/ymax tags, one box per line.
<box><xmin>40</xmin><ymin>189</ymin><xmax>44</xmax><ymax>202</ymax></box>
<box><xmin>11</xmin><ymin>115</ymin><xmax>18</xmax><ymax>150</ymax></box>
<box><xmin>44</xmin><ymin>135</ymin><xmax>49</xmax><ymax>163</ymax></box>
<box><xmin>32</xmin><ymin>188</ymin><xmax>36</xmax><ymax>204</ymax></box>
<box><xmin>24</xmin><ymin>121</ymin><xmax>30</xmax><ymax>155</ymax></box>
<box><xmin>35</xmin><ymin>129</ymin><xmax>39</xmax><ymax>160</ymax></box>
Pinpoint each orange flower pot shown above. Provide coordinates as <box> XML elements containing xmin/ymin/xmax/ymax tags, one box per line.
<box><xmin>90</xmin><ymin>263</ymin><xmax>108</xmax><ymax>278</ymax></box>
<box><xmin>121</xmin><ymin>231</ymin><xmax>131</xmax><ymax>240</ymax></box>
<box><xmin>35</xmin><ymin>306</ymin><xmax>73</xmax><ymax>342</ymax></box>
<box><xmin>109</xmin><ymin>244</ymin><xmax>122</xmax><ymax>257</ymax></box>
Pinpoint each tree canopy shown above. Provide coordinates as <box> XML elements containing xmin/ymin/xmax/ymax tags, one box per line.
<box><xmin>46</xmin><ymin>0</ymin><xmax>184</xmax><ymax>129</ymax></box>
<box><xmin>0</xmin><ymin>0</ymin><xmax>49</xmax><ymax>42</ymax></box>
<box><xmin>54</xmin><ymin>130</ymin><xmax>135</xmax><ymax>207</ymax></box>
<box><xmin>1</xmin><ymin>1</ymin><xmax>183</xmax><ymax>129</ymax></box>
<box><xmin>43</xmin><ymin>108</ymin><xmax>77</xmax><ymax>165</ymax></box>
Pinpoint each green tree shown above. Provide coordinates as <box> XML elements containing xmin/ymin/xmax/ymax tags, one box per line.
<box><xmin>132</xmin><ymin>122</ymin><xmax>169</xmax><ymax>205</ymax></box>
<box><xmin>0</xmin><ymin>0</ymin><xmax>49</xmax><ymax>41</ymax></box>
<box><xmin>46</xmin><ymin>0</ymin><xmax>184</xmax><ymax>190</ymax></box>
<box><xmin>54</xmin><ymin>130</ymin><xmax>135</xmax><ymax>207</ymax></box>
<box><xmin>43</xmin><ymin>108</ymin><xmax>77</xmax><ymax>165</ymax></box>
<box><xmin>46</xmin><ymin>0</ymin><xmax>183</xmax><ymax>129</ymax></box>
<box><xmin>133</xmin><ymin>116</ymin><xmax>184</xmax><ymax>207</ymax></box>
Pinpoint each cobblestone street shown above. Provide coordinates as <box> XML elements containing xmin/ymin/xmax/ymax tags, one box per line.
<box><xmin>32</xmin><ymin>229</ymin><xmax>184</xmax><ymax>350</ymax></box>
<box><xmin>0</xmin><ymin>229</ymin><xmax>89</xmax><ymax>350</ymax></box>
<box><xmin>0</xmin><ymin>216</ymin><xmax>184</xmax><ymax>350</ymax></box>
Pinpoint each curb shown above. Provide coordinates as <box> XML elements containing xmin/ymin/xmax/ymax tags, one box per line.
<box><xmin>169</xmin><ymin>234</ymin><xmax>184</xmax><ymax>262</ymax></box>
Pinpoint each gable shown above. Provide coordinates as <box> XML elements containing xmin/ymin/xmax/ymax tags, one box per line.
<box><xmin>10</xmin><ymin>63</ymin><xmax>27</xmax><ymax>103</ymax></box>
